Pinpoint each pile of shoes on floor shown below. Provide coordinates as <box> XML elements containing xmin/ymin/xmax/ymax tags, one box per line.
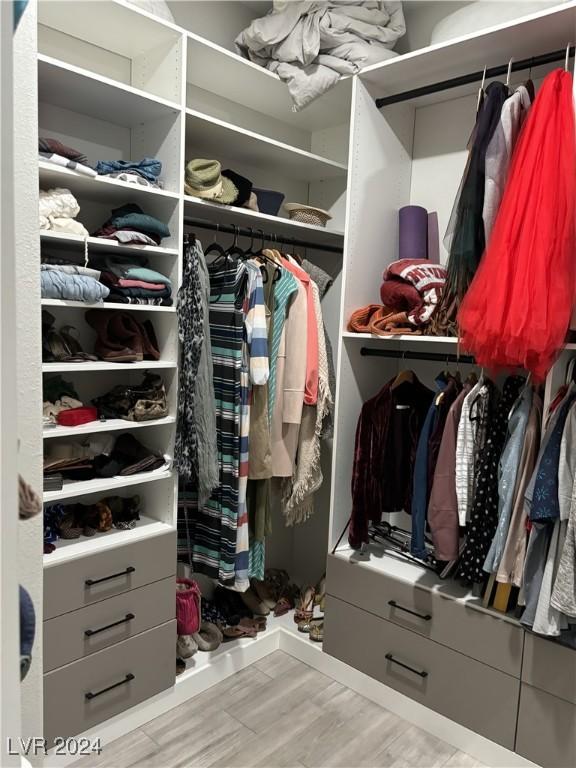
<box><xmin>175</xmin><ymin>570</ymin><xmax>326</xmax><ymax>673</ymax></box>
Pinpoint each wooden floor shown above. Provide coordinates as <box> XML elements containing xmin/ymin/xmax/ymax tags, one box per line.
<box><xmin>73</xmin><ymin>651</ymin><xmax>487</xmax><ymax>768</ymax></box>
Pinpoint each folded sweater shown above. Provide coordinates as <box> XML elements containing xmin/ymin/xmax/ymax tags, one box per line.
<box><xmin>41</xmin><ymin>271</ymin><xmax>110</xmax><ymax>303</ymax></box>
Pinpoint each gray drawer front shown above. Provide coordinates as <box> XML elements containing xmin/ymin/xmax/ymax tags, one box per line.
<box><xmin>522</xmin><ymin>633</ymin><xmax>576</xmax><ymax>705</ymax></box>
<box><xmin>516</xmin><ymin>684</ymin><xmax>576</xmax><ymax>768</ymax></box>
<box><xmin>326</xmin><ymin>554</ymin><xmax>522</xmax><ymax>677</ymax></box>
<box><xmin>44</xmin><ymin>577</ymin><xmax>175</xmax><ymax>672</ymax></box>
<box><xmin>323</xmin><ymin>595</ymin><xmax>518</xmax><ymax>749</ymax></box>
<box><xmin>44</xmin><ymin>531</ymin><xmax>176</xmax><ymax>619</ymax></box>
<box><xmin>44</xmin><ymin>620</ymin><xmax>176</xmax><ymax>743</ymax></box>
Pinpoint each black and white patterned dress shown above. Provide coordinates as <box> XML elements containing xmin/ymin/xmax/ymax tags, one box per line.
<box><xmin>458</xmin><ymin>375</ymin><xmax>525</xmax><ymax>584</ymax></box>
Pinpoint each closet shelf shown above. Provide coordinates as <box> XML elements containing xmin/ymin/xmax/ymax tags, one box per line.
<box><xmin>40</xmin><ymin>231</ymin><xmax>178</xmax><ymax>257</ymax></box>
<box><xmin>184</xmin><ymin>195</ymin><xmax>345</xmax><ymax>247</ymax></box>
<box><xmin>41</xmin><ymin>299</ymin><xmax>175</xmax><ymax>314</ymax></box>
<box><xmin>185</xmin><ymin>108</ymin><xmax>348</xmax><ymax>183</ymax></box>
<box><xmin>38</xmin><ymin>161</ymin><xmax>180</xmax><ymax>204</ymax></box>
<box><xmin>43</xmin><ymin>416</ymin><xmax>176</xmax><ymax>440</ymax></box>
<box><xmin>43</xmin><ymin>466</ymin><xmax>173</xmax><ymax>503</ymax></box>
<box><xmin>332</xmin><ymin>547</ymin><xmax>520</xmax><ymax>628</ymax></box>
<box><xmin>43</xmin><ymin>515</ymin><xmax>173</xmax><ymax>567</ymax></box>
<box><xmin>342</xmin><ymin>331</ymin><xmax>458</xmax><ymax>344</ymax></box>
<box><xmin>42</xmin><ymin>360</ymin><xmax>177</xmax><ymax>373</ymax></box>
<box><xmin>361</xmin><ymin>2</ymin><xmax>576</xmax><ymax>106</ymax></box>
<box><xmin>186</xmin><ymin>33</ymin><xmax>352</xmax><ymax>133</ymax></box>
<box><xmin>38</xmin><ymin>54</ymin><xmax>181</xmax><ymax>127</ymax></box>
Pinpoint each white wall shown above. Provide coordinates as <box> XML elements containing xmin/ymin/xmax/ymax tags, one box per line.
<box><xmin>168</xmin><ymin>0</ymin><xmax>263</xmax><ymax>49</ymax></box>
<box><xmin>15</xmin><ymin>0</ymin><xmax>44</xmax><ymax>746</ymax></box>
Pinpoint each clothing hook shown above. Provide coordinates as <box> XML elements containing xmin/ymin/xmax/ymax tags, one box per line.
<box><xmin>565</xmin><ymin>43</ymin><xmax>572</xmax><ymax>71</ymax></box>
<box><xmin>213</xmin><ymin>222</ymin><xmax>219</xmax><ymax>244</ymax></box>
<box><xmin>506</xmin><ymin>57</ymin><xmax>514</xmax><ymax>88</ymax></box>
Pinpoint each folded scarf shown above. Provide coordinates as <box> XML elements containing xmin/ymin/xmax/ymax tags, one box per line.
<box><xmin>108</xmin><ymin>285</ymin><xmax>171</xmax><ymax>299</ymax></box>
<box><xmin>39</xmin><ymin>137</ymin><xmax>87</xmax><ymax>164</ymax></box>
<box><xmin>39</xmin><ymin>152</ymin><xmax>97</xmax><ymax>178</ymax></box>
<box><xmin>124</xmin><ymin>267</ymin><xmax>172</xmax><ymax>288</ymax></box>
<box><xmin>118</xmin><ymin>278</ymin><xmax>166</xmax><ymax>290</ymax></box>
<box><xmin>109</xmin><ymin>203</ymin><xmax>170</xmax><ymax>239</ymax></box>
<box><xmin>94</xmin><ymin>158</ymin><xmax>162</xmax><ymax>183</ymax></box>
<box><xmin>347</xmin><ymin>303</ymin><xmax>422</xmax><ymax>336</ymax></box>
<box><xmin>104</xmin><ymin>295</ymin><xmax>173</xmax><ymax>306</ymax></box>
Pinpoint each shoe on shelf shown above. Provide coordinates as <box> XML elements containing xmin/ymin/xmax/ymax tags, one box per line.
<box><xmin>294</xmin><ymin>586</ymin><xmax>315</xmax><ymax>624</ymax></box>
<box><xmin>240</xmin><ymin>586</ymin><xmax>270</xmax><ymax>617</ymax></box>
<box><xmin>309</xmin><ymin>619</ymin><xmax>324</xmax><ymax>643</ymax></box>
<box><xmin>176</xmin><ymin>635</ymin><xmax>198</xmax><ymax>659</ymax></box>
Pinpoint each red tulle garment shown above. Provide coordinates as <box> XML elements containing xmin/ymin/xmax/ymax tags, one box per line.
<box><xmin>458</xmin><ymin>69</ymin><xmax>576</xmax><ymax>381</ymax></box>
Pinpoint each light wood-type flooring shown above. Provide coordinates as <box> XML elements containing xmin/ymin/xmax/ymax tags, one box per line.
<box><xmin>72</xmin><ymin>651</ymin><xmax>487</xmax><ymax>768</ymax></box>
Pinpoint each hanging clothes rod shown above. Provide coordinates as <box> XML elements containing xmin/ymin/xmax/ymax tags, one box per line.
<box><xmin>183</xmin><ymin>216</ymin><xmax>343</xmax><ymax>254</ymax></box>
<box><xmin>360</xmin><ymin>346</ymin><xmax>475</xmax><ymax>364</ymax></box>
<box><xmin>375</xmin><ymin>45</ymin><xmax>575</xmax><ymax>109</ymax></box>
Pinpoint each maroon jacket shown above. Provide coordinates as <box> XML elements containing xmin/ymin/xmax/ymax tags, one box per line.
<box><xmin>349</xmin><ymin>375</ymin><xmax>433</xmax><ymax>550</ymax></box>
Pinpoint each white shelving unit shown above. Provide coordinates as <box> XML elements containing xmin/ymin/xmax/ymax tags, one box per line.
<box><xmin>43</xmin><ymin>415</ymin><xmax>176</xmax><ymax>440</ymax></box>
<box><xmin>43</xmin><ymin>467</ymin><xmax>173</xmax><ymax>503</ymax></box>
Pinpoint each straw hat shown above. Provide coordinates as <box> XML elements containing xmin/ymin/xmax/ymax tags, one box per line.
<box><xmin>184</xmin><ymin>159</ymin><xmax>238</xmax><ymax>204</ymax></box>
<box><xmin>284</xmin><ymin>203</ymin><xmax>332</xmax><ymax>227</ymax></box>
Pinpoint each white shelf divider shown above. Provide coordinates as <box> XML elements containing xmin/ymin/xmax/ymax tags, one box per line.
<box><xmin>43</xmin><ymin>466</ymin><xmax>173</xmax><ymax>503</ymax></box>
<box><xmin>185</xmin><ymin>107</ymin><xmax>347</xmax><ymax>182</ymax></box>
<box><xmin>184</xmin><ymin>194</ymin><xmax>344</xmax><ymax>247</ymax></box>
<box><xmin>43</xmin><ymin>416</ymin><xmax>176</xmax><ymax>440</ymax></box>
<box><xmin>43</xmin><ymin>515</ymin><xmax>174</xmax><ymax>567</ymax></box>
<box><xmin>40</xmin><ymin>231</ymin><xmax>179</xmax><ymax>257</ymax></box>
<box><xmin>38</xmin><ymin>53</ymin><xmax>182</xmax><ymax>127</ymax></box>
<box><xmin>38</xmin><ymin>160</ymin><xmax>180</xmax><ymax>203</ymax></box>
<box><xmin>42</xmin><ymin>360</ymin><xmax>177</xmax><ymax>373</ymax></box>
<box><xmin>41</xmin><ymin>299</ymin><xmax>175</xmax><ymax>313</ymax></box>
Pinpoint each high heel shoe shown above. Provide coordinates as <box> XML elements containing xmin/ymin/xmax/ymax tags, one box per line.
<box><xmin>314</xmin><ymin>574</ymin><xmax>326</xmax><ymax>612</ymax></box>
<box><xmin>294</xmin><ymin>586</ymin><xmax>315</xmax><ymax>624</ymax></box>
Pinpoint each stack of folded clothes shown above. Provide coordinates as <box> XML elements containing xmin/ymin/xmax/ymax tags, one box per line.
<box><xmin>43</xmin><ymin>432</ymin><xmax>166</xmax><ymax>488</ymax></box>
<box><xmin>94</xmin><ymin>157</ymin><xmax>163</xmax><ymax>188</ymax></box>
<box><xmin>40</xmin><ymin>263</ymin><xmax>110</xmax><ymax>303</ymax></box>
<box><xmin>92</xmin><ymin>203</ymin><xmax>170</xmax><ymax>247</ymax></box>
<box><xmin>44</xmin><ymin>494</ymin><xmax>142</xmax><ymax>552</ymax></box>
<box><xmin>43</xmin><ymin>376</ymin><xmax>83</xmax><ymax>426</ymax></box>
<box><xmin>39</xmin><ymin>137</ymin><xmax>97</xmax><ymax>178</ymax></box>
<box><xmin>39</xmin><ymin>188</ymin><xmax>89</xmax><ymax>236</ymax></box>
<box><xmin>88</xmin><ymin>253</ymin><xmax>173</xmax><ymax>306</ymax></box>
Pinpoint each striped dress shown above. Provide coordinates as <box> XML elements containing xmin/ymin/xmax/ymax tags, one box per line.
<box><xmin>190</xmin><ymin>259</ymin><xmax>243</xmax><ymax>586</ymax></box>
<box><xmin>236</xmin><ymin>262</ymin><xmax>269</xmax><ymax>590</ymax></box>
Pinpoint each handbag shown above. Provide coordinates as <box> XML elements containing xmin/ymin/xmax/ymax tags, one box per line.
<box><xmin>176</xmin><ymin>578</ymin><xmax>202</xmax><ymax>636</ymax></box>
<box><xmin>93</xmin><ymin>373</ymin><xmax>168</xmax><ymax>422</ymax></box>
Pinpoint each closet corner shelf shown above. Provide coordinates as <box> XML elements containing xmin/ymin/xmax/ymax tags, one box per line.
<box><xmin>43</xmin><ymin>466</ymin><xmax>173</xmax><ymax>503</ymax></box>
<box><xmin>41</xmin><ymin>299</ymin><xmax>176</xmax><ymax>314</ymax></box>
<box><xmin>38</xmin><ymin>161</ymin><xmax>180</xmax><ymax>204</ymax></box>
<box><xmin>183</xmin><ymin>195</ymin><xmax>344</xmax><ymax>247</ymax></box>
<box><xmin>332</xmin><ymin>547</ymin><xmax>521</xmax><ymax>628</ymax></box>
<box><xmin>342</xmin><ymin>331</ymin><xmax>458</xmax><ymax>344</ymax></box>
<box><xmin>43</xmin><ymin>515</ymin><xmax>174</xmax><ymax>568</ymax></box>
<box><xmin>42</xmin><ymin>360</ymin><xmax>177</xmax><ymax>373</ymax></box>
<box><xmin>43</xmin><ymin>416</ymin><xmax>176</xmax><ymax>440</ymax></box>
<box><xmin>40</xmin><ymin>231</ymin><xmax>178</xmax><ymax>257</ymax></box>
<box><xmin>360</xmin><ymin>2</ymin><xmax>576</xmax><ymax>105</ymax></box>
<box><xmin>38</xmin><ymin>54</ymin><xmax>182</xmax><ymax>127</ymax></box>
<box><xmin>185</xmin><ymin>108</ymin><xmax>348</xmax><ymax>182</ymax></box>
<box><xmin>186</xmin><ymin>32</ymin><xmax>352</xmax><ymax>133</ymax></box>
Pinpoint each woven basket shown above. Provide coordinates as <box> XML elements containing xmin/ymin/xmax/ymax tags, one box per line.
<box><xmin>284</xmin><ymin>203</ymin><xmax>331</xmax><ymax>228</ymax></box>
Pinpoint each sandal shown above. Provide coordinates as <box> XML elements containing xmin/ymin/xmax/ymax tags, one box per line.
<box><xmin>294</xmin><ymin>586</ymin><xmax>315</xmax><ymax>624</ymax></box>
<box><xmin>309</xmin><ymin>619</ymin><xmax>324</xmax><ymax>643</ymax></box>
<box><xmin>222</xmin><ymin>625</ymin><xmax>257</xmax><ymax>641</ymax></box>
<box><xmin>239</xmin><ymin>616</ymin><xmax>266</xmax><ymax>633</ymax></box>
<box><xmin>314</xmin><ymin>574</ymin><xmax>326</xmax><ymax>608</ymax></box>
<box><xmin>60</xmin><ymin>325</ymin><xmax>98</xmax><ymax>361</ymax></box>
<box><xmin>273</xmin><ymin>583</ymin><xmax>299</xmax><ymax>617</ymax></box>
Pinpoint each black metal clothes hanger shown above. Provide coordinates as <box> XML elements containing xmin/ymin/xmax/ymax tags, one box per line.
<box><xmin>204</xmin><ymin>222</ymin><xmax>228</xmax><ymax>264</ymax></box>
<box><xmin>225</xmin><ymin>225</ymin><xmax>245</xmax><ymax>261</ymax></box>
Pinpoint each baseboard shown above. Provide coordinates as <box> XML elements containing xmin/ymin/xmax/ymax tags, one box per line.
<box><xmin>42</xmin><ymin>624</ymin><xmax>538</xmax><ymax>768</ymax></box>
<box><xmin>280</xmin><ymin>631</ymin><xmax>538</xmax><ymax>768</ymax></box>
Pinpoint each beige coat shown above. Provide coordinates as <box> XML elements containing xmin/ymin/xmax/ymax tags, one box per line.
<box><xmin>271</xmin><ymin>278</ymin><xmax>307</xmax><ymax>477</ymax></box>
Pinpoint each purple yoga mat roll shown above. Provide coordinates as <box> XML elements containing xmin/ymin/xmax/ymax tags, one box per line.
<box><xmin>399</xmin><ymin>205</ymin><xmax>428</xmax><ymax>260</ymax></box>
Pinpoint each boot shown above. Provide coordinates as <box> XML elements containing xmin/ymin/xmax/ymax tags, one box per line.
<box><xmin>86</xmin><ymin>310</ymin><xmax>141</xmax><ymax>362</ymax></box>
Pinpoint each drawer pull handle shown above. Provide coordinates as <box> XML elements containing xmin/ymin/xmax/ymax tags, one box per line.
<box><xmin>85</xmin><ymin>613</ymin><xmax>135</xmax><ymax>637</ymax></box>
<box><xmin>385</xmin><ymin>653</ymin><xmax>428</xmax><ymax>679</ymax></box>
<box><xmin>85</xmin><ymin>566</ymin><xmax>135</xmax><ymax>587</ymax></box>
<box><xmin>85</xmin><ymin>673</ymin><xmax>135</xmax><ymax>701</ymax></box>
<box><xmin>388</xmin><ymin>600</ymin><xmax>431</xmax><ymax>621</ymax></box>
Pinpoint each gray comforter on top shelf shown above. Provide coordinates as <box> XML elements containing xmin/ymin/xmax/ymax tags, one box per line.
<box><xmin>235</xmin><ymin>1</ymin><xmax>406</xmax><ymax>112</ymax></box>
